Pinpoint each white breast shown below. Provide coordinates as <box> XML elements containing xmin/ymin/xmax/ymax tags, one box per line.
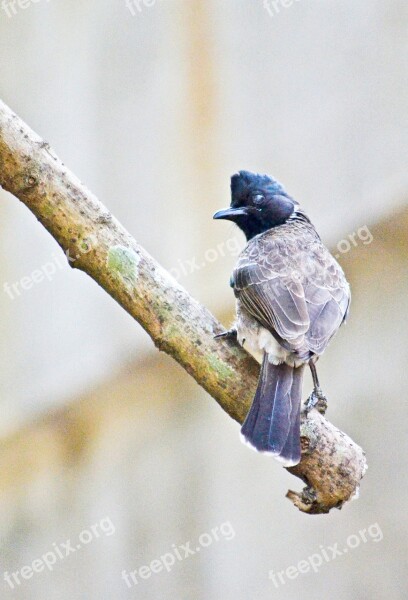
<box><xmin>235</xmin><ymin>301</ymin><xmax>305</xmax><ymax>368</ymax></box>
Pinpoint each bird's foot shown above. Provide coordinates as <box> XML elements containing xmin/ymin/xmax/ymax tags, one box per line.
<box><xmin>214</xmin><ymin>328</ymin><xmax>237</xmax><ymax>341</ymax></box>
<box><xmin>305</xmin><ymin>387</ymin><xmax>328</xmax><ymax>415</ymax></box>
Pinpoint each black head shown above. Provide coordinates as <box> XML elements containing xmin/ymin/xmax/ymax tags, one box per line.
<box><xmin>213</xmin><ymin>170</ymin><xmax>298</xmax><ymax>240</ymax></box>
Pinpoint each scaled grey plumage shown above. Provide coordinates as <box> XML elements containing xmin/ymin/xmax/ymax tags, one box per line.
<box><xmin>232</xmin><ymin>214</ymin><xmax>350</xmax><ymax>365</ymax></box>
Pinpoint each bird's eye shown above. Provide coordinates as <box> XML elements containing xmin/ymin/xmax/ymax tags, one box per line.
<box><xmin>253</xmin><ymin>194</ymin><xmax>265</xmax><ymax>207</ymax></box>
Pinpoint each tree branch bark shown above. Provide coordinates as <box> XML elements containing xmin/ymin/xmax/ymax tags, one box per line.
<box><xmin>0</xmin><ymin>99</ymin><xmax>367</xmax><ymax>514</ymax></box>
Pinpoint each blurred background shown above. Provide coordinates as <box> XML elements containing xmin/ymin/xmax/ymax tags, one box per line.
<box><xmin>0</xmin><ymin>0</ymin><xmax>407</xmax><ymax>598</ymax></box>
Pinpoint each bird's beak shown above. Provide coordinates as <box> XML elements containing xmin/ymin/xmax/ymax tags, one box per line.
<box><xmin>213</xmin><ymin>207</ymin><xmax>248</xmax><ymax>221</ymax></box>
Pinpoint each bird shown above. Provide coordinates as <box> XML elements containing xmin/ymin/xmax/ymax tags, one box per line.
<box><xmin>213</xmin><ymin>171</ymin><xmax>350</xmax><ymax>467</ymax></box>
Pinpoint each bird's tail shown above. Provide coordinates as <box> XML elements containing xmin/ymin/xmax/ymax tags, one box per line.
<box><xmin>241</xmin><ymin>356</ymin><xmax>304</xmax><ymax>467</ymax></box>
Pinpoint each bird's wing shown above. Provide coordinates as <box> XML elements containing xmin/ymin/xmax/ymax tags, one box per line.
<box><xmin>233</xmin><ymin>234</ymin><xmax>310</xmax><ymax>349</ymax></box>
<box><xmin>233</xmin><ymin>230</ymin><xmax>350</xmax><ymax>355</ymax></box>
<box><xmin>302</xmin><ymin>259</ymin><xmax>350</xmax><ymax>354</ymax></box>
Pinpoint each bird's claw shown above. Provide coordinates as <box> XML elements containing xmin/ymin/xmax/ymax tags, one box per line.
<box><xmin>305</xmin><ymin>388</ymin><xmax>328</xmax><ymax>415</ymax></box>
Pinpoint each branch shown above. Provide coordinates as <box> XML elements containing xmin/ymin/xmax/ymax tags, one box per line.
<box><xmin>0</xmin><ymin>99</ymin><xmax>367</xmax><ymax>514</ymax></box>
